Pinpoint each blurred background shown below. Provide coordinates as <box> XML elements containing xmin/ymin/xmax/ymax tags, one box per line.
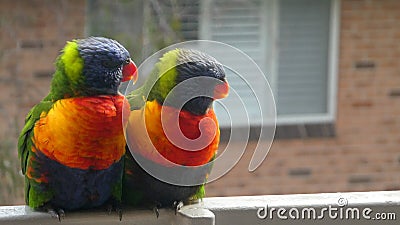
<box><xmin>0</xmin><ymin>0</ymin><xmax>399</xmax><ymax>205</ymax></box>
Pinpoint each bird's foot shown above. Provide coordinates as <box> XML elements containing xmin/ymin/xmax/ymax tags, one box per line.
<box><xmin>173</xmin><ymin>201</ymin><xmax>184</xmax><ymax>215</ymax></box>
<box><xmin>46</xmin><ymin>207</ymin><xmax>65</xmax><ymax>222</ymax></box>
<box><xmin>152</xmin><ymin>202</ymin><xmax>162</xmax><ymax>218</ymax></box>
<box><xmin>106</xmin><ymin>200</ymin><xmax>123</xmax><ymax>221</ymax></box>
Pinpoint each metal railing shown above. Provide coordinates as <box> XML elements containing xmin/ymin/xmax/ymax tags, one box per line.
<box><xmin>1</xmin><ymin>191</ymin><xmax>399</xmax><ymax>225</ymax></box>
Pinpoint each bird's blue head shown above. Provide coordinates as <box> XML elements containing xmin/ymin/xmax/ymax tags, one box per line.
<box><xmin>77</xmin><ymin>37</ymin><xmax>137</xmax><ymax>95</ymax></box>
<box><xmin>56</xmin><ymin>37</ymin><xmax>137</xmax><ymax>97</ymax></box>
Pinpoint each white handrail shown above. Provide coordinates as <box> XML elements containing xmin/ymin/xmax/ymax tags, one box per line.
<box><xmin>0</xmin><ymin>191</ymin><xmax>399</xmax><ymax>225</ymax></box>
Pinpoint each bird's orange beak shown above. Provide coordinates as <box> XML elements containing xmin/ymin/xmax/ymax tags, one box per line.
<box><xmin>122</xmin><ymin>59</ymin><xmax>138</xmax><ymax>82</ymax></box>
<box><xmin>213</xmin><ymin>80</ymin><xmax>229</xmax><ymax>99</ymax></box>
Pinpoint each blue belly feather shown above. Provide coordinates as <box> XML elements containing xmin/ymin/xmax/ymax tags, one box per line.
<box><xmin>33</xmin><ymin>150</ymin><xmax>123</xmax><ymax>210</ymax></box>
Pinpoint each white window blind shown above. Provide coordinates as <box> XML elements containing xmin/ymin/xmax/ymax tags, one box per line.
<box><xmin>277</xmin><ymin>0</ymin><xmax>331</xmax><ymax>115</ymax></box>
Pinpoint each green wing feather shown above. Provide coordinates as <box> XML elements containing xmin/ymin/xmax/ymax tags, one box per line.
<box><xmin>17</xmin><ymin>100</ymin><xmax>54</xmax><ymax>205</ymax></box>
<box><xmin>192</xmin><ymin>153</ymin><xmax>216</xmax><ymax>201</ymax></box>
<box><xmin>18</xmin><ymin>101</ymin><xmax>53</xmax><ymax>174</ymax></box>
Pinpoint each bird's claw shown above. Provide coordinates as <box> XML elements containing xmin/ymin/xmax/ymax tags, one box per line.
<box><xmin>47</xmin><ymin>208</ymin><xmax>65</xmax><ymax>222</ymax></box>
<box><xmin>107</xmin><ymin>201</ymin><xmax>123</xmax><ymax>221</ymax></box>
<box><xmin>173</xmin><ymin>201</ymin><xmax>184</xmax><ymax>215</ymax></box>
<box><xmin>118</xmin><ymin>208</ymin><xmax>123</xmax><ymax>221</ymax></box>
<box><xmin>153</xmin><ymin>205</ymin><xmax>160</xmax><ymax>218</ymax></box>
<box><xmin>152</xmin><ymin>202</ymin><xmax>162</xmax><ymax>218</ymax></box>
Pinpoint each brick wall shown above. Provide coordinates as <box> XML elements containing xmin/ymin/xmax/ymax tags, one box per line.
<box><xmin>0</xmin><ymin>0</ymin><xmax>399</xmax><ymax>205</ymax></box>
<box><xmin>206</xmin><ymin>0</ymin><xmax>400</xmax><ymax>197</ymax></box>
<box><xmin>0</xmin><ymin>0</ymin><xmax>85</xmax><ymax>204</ymax></box>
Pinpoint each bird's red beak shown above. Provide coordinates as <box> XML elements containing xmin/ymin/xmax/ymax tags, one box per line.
<box><xmin>213</xmin><ymin>80</ymin><xmax>229</xmax><ymax>99</ymax></box>
<box><xmin>122</xmin><ymin>59</ymin><xmax>138</xmax><ymax>82</ymax></box>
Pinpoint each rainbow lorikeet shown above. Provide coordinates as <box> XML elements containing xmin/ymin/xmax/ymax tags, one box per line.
<box><xmin>18</xmin><ymin>37</ymin><xmax>137</xmax><ymax>219</ymax></box>
<box><xmin>122</xmin><ymin>49</ymin><xmax>229</xmax><ymax>213</ymax></box>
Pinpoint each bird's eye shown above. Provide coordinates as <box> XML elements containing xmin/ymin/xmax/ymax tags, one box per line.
<box><xmin>102</xmin><ymin>60</ymin><xmax>120</xmax><ymax>68</ymax></box>
<box><xmin>124</xmin><ymin>58</ymin><xmax>131</xmax><ymax>65</ymax></box>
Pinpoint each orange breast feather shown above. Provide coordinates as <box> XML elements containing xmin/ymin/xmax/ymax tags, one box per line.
<box><xmin>126</xmin><ymin>100</ymin><xmax>219</xmax><ymax>167</ymax></box>
<box><xmin>32</xmin><ymin>95</ymin><xmax>129</xmax><ymax>170</ymax></box>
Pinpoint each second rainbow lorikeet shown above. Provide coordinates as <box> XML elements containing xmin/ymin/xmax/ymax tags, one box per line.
<box><xmin>122</xmin><ymin>49</ymin><xmax>229</xmax><ymax>214</ymax></box>
<box><xmin>18</xmin><ymin>37</ymin><xmax>137</xmax><ymax>220</ymax></box>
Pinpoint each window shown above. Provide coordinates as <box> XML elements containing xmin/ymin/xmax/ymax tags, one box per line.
<box><xmin>199</xmin><ymin>0</ymin><xmax>340</xmax><ymax>127</ymax></box>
